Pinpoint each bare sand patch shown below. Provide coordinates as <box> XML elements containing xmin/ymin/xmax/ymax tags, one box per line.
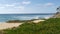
<box><xmin>33</xmin><ymin>20</ymin><xmax>45</xmax><ymax>23</ymax></box>
<box><xmin>0</xmin><ymin>23</ymin><xmax>23</xmax><ymax>30</ymax></box>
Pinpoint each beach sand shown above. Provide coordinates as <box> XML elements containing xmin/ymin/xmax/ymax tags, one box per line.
<box><xmin>33</xmin><ymin>20</ymin><xmax>45</xmax><ymax>23</ymax></box>
<box><xmin>0</xmin><ymin>20</ymin><xmax>45</xmax><ymax>30</ymax></box>
<box><xmin>0</xmin><ymin>23</ymin><xmax>23</xmax><ymax>30</ymax></box>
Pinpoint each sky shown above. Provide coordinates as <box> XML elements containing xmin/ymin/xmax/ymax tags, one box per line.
<box><xmin>0</xmin><ymin>0</ymin><xmax>60</xmax><ymax>14</ymax></box>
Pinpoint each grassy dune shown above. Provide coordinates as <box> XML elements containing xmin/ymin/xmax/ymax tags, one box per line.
<box><xmin>2</xmin><ymin>18</ymin><xmax>60</xmax><ymax>34</ymax></box>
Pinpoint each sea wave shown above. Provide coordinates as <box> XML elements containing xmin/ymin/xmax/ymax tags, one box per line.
<box><xmin>13</xmin><ymin>16</ymin><xmax>40</xmax><ymax>20</ymax></box>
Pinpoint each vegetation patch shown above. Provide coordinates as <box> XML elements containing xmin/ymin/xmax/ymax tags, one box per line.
<box><xmin>2</xmin><ymin>18</ymin><xmax>60</xmax><ymax>34</ymax></box>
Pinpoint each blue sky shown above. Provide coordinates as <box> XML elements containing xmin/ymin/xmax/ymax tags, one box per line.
<box><xmin>0</xmin><ymin>0</ymin><xmax>60</xmax><ymax>14</ymax></box>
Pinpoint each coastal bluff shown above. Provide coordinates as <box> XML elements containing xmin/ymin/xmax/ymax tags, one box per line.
<box><xmin>52</xmin><ymin>12</ymin><xmax>60</xmax><ymax>18</ymax></box>
<box><xmin>52</xmin><ymin>7</ymin><xmax>60</xmax><ymax>18</ymax></box>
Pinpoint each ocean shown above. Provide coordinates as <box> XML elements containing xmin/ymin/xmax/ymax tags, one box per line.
<box><xmin>0</xmin><ymin>14</ymin><xmax>54</xmax><ymax>22</ymax></box>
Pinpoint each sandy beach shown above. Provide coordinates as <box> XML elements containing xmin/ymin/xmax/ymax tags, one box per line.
<box><xmin>0</xmin><ymin>23</ymin><xmax>23</xmax><ymax>30</ymax></box>
<box><xmin>0</xmin><ymin>20</ymin><xmax>45</xmax><ymax>30</ymax></box>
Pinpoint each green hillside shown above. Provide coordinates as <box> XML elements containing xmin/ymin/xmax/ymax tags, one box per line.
<box><xmin>3</xmin><ymin>18</ymin><xmax>60</xmax><ymax>34</ymax></box>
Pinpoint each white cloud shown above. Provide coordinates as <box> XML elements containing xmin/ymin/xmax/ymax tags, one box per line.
<box><xmin>36</xmin><ymin>3</ymin><xmax>54</xmax><ymax>7</ymax></box>
<box><xmin>0</xmin><ymin>7</ymin><xmax>5</xmax><ymax>8</ymax></box>
<box><xmin>0</xmin><ymin>4</ymin><xmax>5</xmax><ymax>8</ymax></box>
<box><xmin>14</xmin><ymin>6</ymin><xmax>25</xmax><ymax>10</ymax></box>
<box><xmin>22</xmin><ymin>1</ymin><xmax>31</xmax><ymax>5</ymax></box>
<box><xmin>5</xmin><ymin>4</ymin><xmax>15</xmax><ymax>7</ymax></box>
<box><xmin>44</xmin><ymin>3</ymin><xmax>54</xmax><ymax>7</ymax></box>
<box><xmin>0</xmin><ymin>4</ymin><xmax>15</xmax><ymax>8</ymax></box>
<box><xmin>12</xmin><ymin>2</ymin><xmax>21</xmax><ymax>5</ymax></box>
<box><xmin>0</xmin><ymin>3</ymin><xmax>25</xmax><ymax>11</ymax></box>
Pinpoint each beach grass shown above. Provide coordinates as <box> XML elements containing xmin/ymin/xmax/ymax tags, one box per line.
<box><xmin>1</xmin><ymin>18</ymin><xmax>60</xmax><ymax>34</ymax></box>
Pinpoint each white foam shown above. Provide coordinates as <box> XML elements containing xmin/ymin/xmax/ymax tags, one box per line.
<box><xmin>44</xmin><ymin>16</ymin><xmax>50</xmax><ymax>19</ymax></box>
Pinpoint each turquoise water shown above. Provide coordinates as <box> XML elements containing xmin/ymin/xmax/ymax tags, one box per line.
<box><xmin>0</xmin><ymin>14</ymin><xmax>54</xmax><ymax>22</ymax></box>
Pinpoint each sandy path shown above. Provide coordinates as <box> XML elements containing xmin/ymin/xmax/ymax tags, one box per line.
<box><xmin>0</xmin><ymin>23</ymin><xmax>23</xmax><ymax>30</ymax></box>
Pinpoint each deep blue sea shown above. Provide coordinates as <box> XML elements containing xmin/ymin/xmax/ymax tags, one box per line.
<box><xmin>0</xmin><ymin>14</ymin><xmax>54</xmax><ymax>22</ymax></box>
